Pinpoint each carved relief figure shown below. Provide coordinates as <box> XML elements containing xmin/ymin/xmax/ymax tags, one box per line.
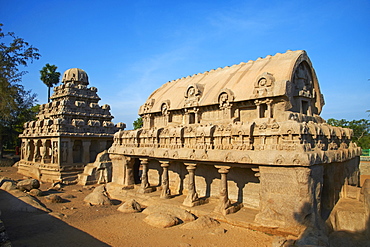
<box><xmin>21</xmin><ymin>141</ymin><xmax>26</xmax><ymax>160</ymax></box>
<box><xmin>52</xmin><ymin>141</ymin><xmax>58</xmax><ymax>164</ymax></box>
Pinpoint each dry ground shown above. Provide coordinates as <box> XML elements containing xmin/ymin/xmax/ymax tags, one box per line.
<box><xmin>0</xmin><ymin>166</ymin><xmax>274</xmax><ymax>247</ymax></box>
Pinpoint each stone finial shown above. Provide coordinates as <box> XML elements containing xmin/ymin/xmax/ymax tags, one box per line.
<box><xmin>62</xmin><ymin>68</ymin><xmax>89</xmax><ymax>85</ymax></box>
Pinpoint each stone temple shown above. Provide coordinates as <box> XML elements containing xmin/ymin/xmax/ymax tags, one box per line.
<box><xmin>108</xmin><ymin>50</ymin><xmax>361</xmax><ymax>235</ymax></box>
<box><xmin>18</xmin><ymin>68</ymin><xmax>125</xmax><ymax>183</ymax></box>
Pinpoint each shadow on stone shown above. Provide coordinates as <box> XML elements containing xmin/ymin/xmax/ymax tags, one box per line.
<box><xmin>110</xmin><ymin>199</ymin><xmax>122</xmax><ymax>205</ymax></box>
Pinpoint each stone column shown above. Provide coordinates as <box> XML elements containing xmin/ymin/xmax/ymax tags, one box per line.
<box><xmin>30</xmin><ymin>140</ymin><xmax>35</xmax><ymax>162</ymax></box>
<box><xmin>266</xmin><ymin>99</ymin><xmax>273</xmax><ymax>118</ymax></box>
<box><xmin>159</xmin><ymin>160</ymin><xmax>171</xmax><ymax>199</ymax></box>
<box><xmin>82</xmin><ymin>140</ymin><xmax>91</xmax><ymax>163</ymax></box>
<box><xmin>214</xmin><ymin>165</ymin><xmax>232</xmax><ymax>215</ymax></box>
<box><xmin>33</xmin><ymin>141</ymin><xmax>40</xmax><ymax>162</ymax></box>
<box><xmin>66</xmin><ymin>140</ymin><xmax>73</xmax><ymax>164</ymax></box>
<box><xmin>183</xmin><ymin>163</ymin><xmax>200</xmax><ymax>207</ymax></box>
<box><xmin>138</xmin><ymin>158</ymin><xmax>154</xmax><ymax>193</ymax></box>
<box><xmin>52</xmin><ymin>140</ymin><xmax>59</xmax><ymax>164</ymax></box>
<box><xmin>255</xmin><ymin>100</ymin><xmax>261</xmax><ymax>118</ymax></box>
<box><xmin>123</xmin><ymin>157</ymin><xmax>135</xmax><ymax>188</ymax></box>
<box><xmin>40</xmin><ymin>139</ymin><xmax>47</xmax><ymax>164</ymax></box>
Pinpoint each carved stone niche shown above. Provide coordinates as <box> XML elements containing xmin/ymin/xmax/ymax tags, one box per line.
<box><xmin>184</xmin><ymin>84</ymin><xmax>202</xmax><ymax>108</ymax></box>
<box><xmin>217</xmin><ymin>88</ymin><xmax>235</xmax><ymax>110</ymax></box>
<box><xmin>254</xmin><ymin>72</ymin><xmax>275</xmax><ymax>97</ymax></box>
<box><xmin>292</xmin><ymin>62</ymin><xmax>313</xmax><ymax>98</ymax></box>
<box><xmin>160</xmin><ymin>100</ymin><xmax>171</xmax><ymax>127</ymax></box>
<box><xmin>161</xmin><ymin>100</ymin><xmax>170</xmax><ymax>115</ymax></box>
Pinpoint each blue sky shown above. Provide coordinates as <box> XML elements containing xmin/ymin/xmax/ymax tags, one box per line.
<box><xmin>2</xmin><ymin>0</ymin><xmax>370</xmax><ymax>129</ymax></box>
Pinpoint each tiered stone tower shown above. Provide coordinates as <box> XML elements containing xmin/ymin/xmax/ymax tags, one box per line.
<box><xmin>18</xmin><ymin>68</ymin><xmax>125</xmax><ymax>183</ymax></box>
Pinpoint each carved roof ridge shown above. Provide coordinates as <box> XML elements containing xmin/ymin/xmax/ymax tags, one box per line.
<box><xmin>163</xmin><ymin>50</ymin><xmax>301</xmax><ymax>84</ymax></box>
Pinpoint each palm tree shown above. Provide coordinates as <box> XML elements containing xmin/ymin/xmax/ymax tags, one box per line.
<box><xmin>40</xmin><ymin>64</ymin><xmax>60</xmax><ymax>102</ymax></box>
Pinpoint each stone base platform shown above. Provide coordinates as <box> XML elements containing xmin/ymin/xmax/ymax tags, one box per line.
<box><xmin>17</xmin><ymin>161</ymin><xmax>84</xmax><ymax>184</ymax></box>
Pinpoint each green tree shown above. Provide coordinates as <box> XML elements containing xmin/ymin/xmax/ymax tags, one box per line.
<box><xmin>40</xmin><ymin>63</ymin><xmax>60</xmax><ymax>102</ymax></box>
<box><xmin>133</xmin><ymin>117</ymin><xmax>143</xmax><ymax>130</ymax></box>
<box><xmin>0</xmin><ymin>23</ymin><xmax>40</xmax><ymax>158</ymax></box>
<box><xmin>327</xmin><ymin>118</ymin><xmax>370</xmax><ymax>149</ymax></box>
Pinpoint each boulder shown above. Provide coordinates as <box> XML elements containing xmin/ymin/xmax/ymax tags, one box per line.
<box><xmin>142</xmin><ymin>204</ymin><xmax>195</xmax><ymax>222</ymax></box>
<box><xmin>16</xmin><ymin>179</ymin><xmax>40</xmax><ymax>192</ymax></box>
<box><xmin>5</xmin><ymin>189</ymin><xmax>50</xmax><ymax>212</ymax></box>
<box><xmin>83</xmin><ymin>185</ymin><xmax>112</xmax><ymax>206</ymax></box>
<box><xmin>181</xmin><ymin>216</ymin><xmax>220</xmax><ymax>229</ymax></box>
<box><xmin>63</xmin><ymin>194</ymin><xmax>76</xmax><ymax>199</ymax></box>
<box><xmin>29</xmin><ymin>188</ymin><xmax>43</xmax><ymax>197</ymax></box>
<box><xmin>0</xmin><ymin>176</ymin><xmax>7</xmax><ymax>186</ymax></box>
<box><xmin>45</xmin><ymin>194</ymin><xmax>63</xmax><ymax>203</ymax></box>
<box><xmin>117</xmin><ymin>199</ymin><xmax>142</xmax><ymax>213</ymax></box>
<box><xmin>0</xmin><ymin>181</ymin><xmax>16</xmax><ymax>191</ymax></box>
<box><xmin>143</xmin><ymin>212</ymin><xmax>180</xmax><ymax>228</ymax></box>
<box><xmin>48</xmin><ymin>182</ymin><xmax>63</xmax><ymax>191</ymax></box>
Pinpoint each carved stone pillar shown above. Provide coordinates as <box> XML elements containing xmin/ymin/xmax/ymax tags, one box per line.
<box><xmin>29</xmin><ymin>140</ymin><xmax>35</xmax><ymax>162</ymax></box>
<box><xmin>20</xmin><ymin>141</ymin><xmax>25</xmax><ymax>160</ymax></box>
<box><xmin>66</xmin><ymin>141</ymin><xmax>73</xmax><ymax>164</ymax></box>
<box><xmin>183</xmin><ymin>163</ymin><xmax>200</xmax><ymax>207</ymax></box>
<box><xmin>40</xmin><ymin>139</ymin><xmax>47</xmax><ymax>164</ymax></box>
<box><xmin>255</xmin><ymin>100</ymin><xmax>261</xmax><ymax>118</ymax></box>
<box><xmin>138</xmin><ymin>158</ymin><xmax>154</xmax><ymax>193</ymax></box>
<box><xmin>34</xmin><ymin>140</ymin><xmax>41</xmax><ymax>162</ymax></box>
<box><xmin>82</xmin><ymin>140</ymin><xmax>91</xmax><ymax>164</ymax></box>
<box><xmin>123</xmin><ymin>157</ymin><xmax>135</xmax><ymax>188</ymax></box>
<box><xmin>195</xmin><ymin>110</ymin><xmax>199</xmax><ymax>124</ymax></box>
<box><xmin>110</xmin><ymin>155</ymin><xmax>135</xmax><ymax>189</ymax></box>
<box><xmin>214</xmin><ymin>165</ymin><xmax>232</xmax><ymax>215</ymax></box>
<box><xmin>52</xmin><ymin>141</ymin><xmax>59</xmax><ymax>164</ymax></box>
<box><xmin>159</xmin><ymin>160</ymin><xmax>171</xmax><ymax>199</ymax></box>
<box><xmin>266</xmin><ymin>99</ymin><xmax>273</xmax><ymax>118</ymax></box>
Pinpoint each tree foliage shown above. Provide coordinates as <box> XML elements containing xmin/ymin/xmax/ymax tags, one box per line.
<box><xmin>0</xmin><ymin>23</ymin><xmax>40</xmax><ymax>157</ymax></box>
<box><xmin>40</xmin><ymin>63</ymin><xmax>60</xmax><ymax>102</ymax></box>
<box><xmin>327</xmin><ymin>118</ymin><xmax>370</xmax><ymax>149</ymax></box>
<box><xmin>133</xmin><ymin>117</ymin><xmax>143</xmax><ymax>130</ymax></box>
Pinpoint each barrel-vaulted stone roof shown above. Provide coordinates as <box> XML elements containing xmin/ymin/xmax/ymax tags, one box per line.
<box><xmin>139</xmin><ymin>50</ymin><xmax>324</xmax><ymax>115</ymax></box>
